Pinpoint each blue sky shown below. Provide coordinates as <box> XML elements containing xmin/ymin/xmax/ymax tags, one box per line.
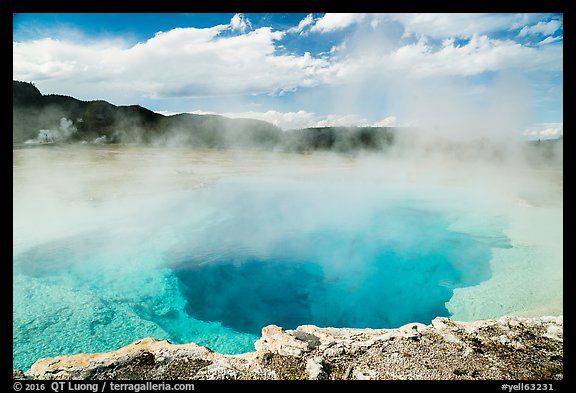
<box><xmin>13</xmin><ymin>13</ymin><xmax>563</xmax><ymax>138</ymax></box>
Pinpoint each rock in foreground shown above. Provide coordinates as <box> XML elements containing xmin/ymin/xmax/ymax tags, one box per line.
<box><xmin>17</xmin><ymin>316</ymin><xmax>562</xmax><ymax>380</ymax></box>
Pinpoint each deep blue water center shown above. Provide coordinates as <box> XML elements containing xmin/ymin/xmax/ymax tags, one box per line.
<box><xmin>167</xmin><ymin>181</ymin><xmax>495</xmax><ymax>334</ymax></box>
<box><xmin>13</xmin><ymin>176</ymin><xmax>510</xmax><ymax>370</ymax></box>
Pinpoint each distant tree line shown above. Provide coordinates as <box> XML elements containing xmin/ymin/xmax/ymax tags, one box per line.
<box><xmin>12</xmin><ymin>80</ymin><xmax>403</xmax><ymax>152</ymax></box>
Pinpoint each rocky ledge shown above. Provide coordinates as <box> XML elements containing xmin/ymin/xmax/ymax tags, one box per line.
<box><xmin>15</xmin><ymin>316</ymin><xmax>562</xmax><ymax>380</ymax></box>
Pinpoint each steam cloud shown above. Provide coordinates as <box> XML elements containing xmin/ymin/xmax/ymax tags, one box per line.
<box><xmin>12</xmin><ymin>132</ymin><xmax>563</xmax><ymax>372</ymax></box>
<box><xmin>25</xmin><ymin>117</ymin><xmax>77</xmax><ymax>144</ymax></box>
<box><xmin>24</xmin><ymin>117</ymin><xmax>110</xmax><ymax>145</ymax></box>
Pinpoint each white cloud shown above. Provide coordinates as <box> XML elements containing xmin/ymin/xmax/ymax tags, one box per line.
<box><xmin>223</xmin><ymin>111</ymin><xmax>399</xmax><ymax>129</ymax></box>
<box><xmin>13</xmin><ymin>38</ymin><xmax>124</xmax><ymax>80</ymax></box>
<box><xmin>230</xmin><ymin>13</ymin><xmax>252</xmax><ymax>33</ymax></box>
<box><xmin>159</xmin><ymin>109</ymin><xmax>318</xmax><ymax>130</ymax></box>
<box><xmin>392</xmin><ymin>13</ymin><xmax>542</xmax><ymax>39</ymax></box>
<box><xmin>157</xmin><ymin>109</ymin><xmax>399</xmax><ymax>130</ymax></box>
<box><xmin>523</xmin><ymin>123</ymin><xmax>563</xmax><ymax>139</ymax></box>
<box><xmin>406</xmin><ymin>34</ymin><xmax>562</xmax><ymax>76</ymax></box>
<box><xmin>307</xmin><ymin>13</ymin><xmax>561</xmax><ymax>83</ymax></box>
<box><xmin>518</xmin><ymin>19</ymin><xmax>562</xmax><ymax>37</ymax></box>
<box><xmin>195</xmin><ymin>110</ymin><xmax>360</xmax><ymax>129</ymax></box>
<box><xmin>14</xmin><ymin>14</ymin><xmax>563</xmax><ymax>93</ymax></box>
<box><xmin>13</xmin><ymin>21</ymin><xmax>330</xmax><ymax>100</ymax></box>
<box><xmin>373</xmin><ymin>116</ymin><xmax>398</xmax><ymax>127</ymax></box>
<box><xmin>154</xmin><ymin>110</ymin><xmax>180</xmax><ymax>116</ymax></box>
<box><xmin>288</xmin><ymin>14</ymin><xmax>314</xmax><ymax>34</ymax></box>
<box><xmin>311</xmin><ymin>13</ymin><xmax>367</xmax><ymax>33</ymax></box>
<box><xmin>311</xmin><ymin>13</ymin><xmax>545</xmax><ymax>39</ymax></box>
<box><xmin>537</xmin><ymin>36</ymin><xmax>563</xmax><ymax>46</ymax></box>
<box><xmin>541</xmin><ymin>127</ymin><xmax>562</xmax><ymax>137</ymax></box>
<box><xmin>313</xmin><ymin>113</ymin><xmax>371</xmax><ymax>128</ymax></box>
<box><xmin>205</xmin><ymin>109</ymin><xmax>318</xmax><ymax>130</ymax></box>
<box><xmin>328</xmin><ymin>33</ymin><xmax>562</xmax><ymax>82</ymax></box>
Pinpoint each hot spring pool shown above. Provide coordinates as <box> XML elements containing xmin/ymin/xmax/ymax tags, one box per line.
<box><xmin>12</xmin><ymin>149</ymin><xmax>563</xmax><ymax>371</ymax></box>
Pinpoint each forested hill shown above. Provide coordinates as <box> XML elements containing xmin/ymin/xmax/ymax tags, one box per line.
<box><xmin>13</xmin><ymin>80</ymin><xmax>284</xmax><ymax>149</ymax></box>
<box><xmin>13</xmin><ymin>80</ymin><xmax>403</xmax><ymax>152</ymax></box>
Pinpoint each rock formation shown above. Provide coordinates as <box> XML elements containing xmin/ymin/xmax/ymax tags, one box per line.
<box><xmin>15</xmin><ymin>315</ymin><xmax>562</xmax><ymax>380</ymax></box>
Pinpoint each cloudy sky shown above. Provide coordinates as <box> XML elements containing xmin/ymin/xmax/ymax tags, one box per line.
<box><xmin>13</xmin><ymin>13</ymin><xmax>563</xmax><ymax>139</ymax></box>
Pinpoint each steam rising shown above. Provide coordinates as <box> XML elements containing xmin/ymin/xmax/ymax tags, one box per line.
<box><xmin>13</xmin><ymin>140</ymin><xmax>562</xmax><ymax>374</ymax></box>
<box><xmin>25</xmin><ymin>117</ymin><xmax>77</xmax><ymax>144</ymax></box>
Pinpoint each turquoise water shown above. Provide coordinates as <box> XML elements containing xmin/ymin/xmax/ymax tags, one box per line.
<box><xmin>13</xmin><ymin>176</ymin><xmax>510</xmax><ymax>371</ymax></box>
